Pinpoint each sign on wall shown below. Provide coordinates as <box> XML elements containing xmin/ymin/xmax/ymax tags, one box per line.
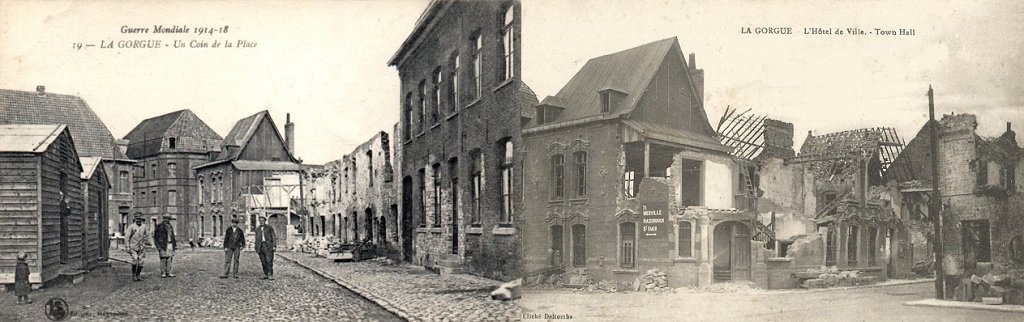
<box><xmin>638</xmin><ymin>179</ymin><xmax>671</xmax><ymax>238</ymax></box>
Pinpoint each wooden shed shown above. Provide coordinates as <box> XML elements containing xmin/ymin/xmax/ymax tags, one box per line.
<box><xmin>0</xmin><ymin>124</ymin><xmax>85</xmax><ymax>285</ymax></box>
<box><xmin>80</xmin><ymin>156</ymin><xmax>110</xmax><ymax>269</ymax></box>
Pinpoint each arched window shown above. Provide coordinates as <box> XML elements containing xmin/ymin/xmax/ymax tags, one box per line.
<box><xmin>403</xmin><ymin>93</ymin><xmax>412</xmax><ymax>140</ymax></box>
<box><xmin>500</xmin><ymin>4</ymin><xmax>515</xmax><ymax>81</ymax></box>
<box><xmin>678</xmin><ymin>221</ymin><xmax>692</xmax><ymax>257</ymax></box>
<box><xmin>620</xmin><ymin>222</ymin><xmax>636</xmax><ymax>268</ymax></box>
<box><xmin>449</xmin><ymin>52</ymin><xmax>460</xmax><ymax>112</ymax></box>
<box><xmin>500</xmin><ymin>140</ymin><xmax>514</xmax><ymax>223</ymax></box>
<box><xmin>574</xmin><ymin>151</ymin><xmax>587</xmax><ymax>197</ymax></box>
<box><xmin>432</xmin><ymin>163</ymin><xmax>442</xmax><ymax>227</ymax></box>
<box><xmin>550</xmin><ymin>225</ymin><xmax>564</xmax><ymax>266</ymax></box>
<box><xmin>470</xmin><ymin>31</ymin><xmax>483</xmax><ymax>100</ymax></box>
<box><xmin>469</xmin><ymin>150</ymin><xmax>482</xmax><ymax>225</ymax></box>
<box><xmin>572</xmin><ymin>224</ymin><xmax>586</xmax><ymax>267</ymax></box>
<box><xmin>551</xmin><ymin>154</ymin><xmax>564</xmax><ymax>200</ymax></box>
<box><xmin>432</xmin><ymin>67</ymin><xmax>443</xmax><ymax>121</ymax></box>
<box><xmin>418</xmin><ymin>81</ymin><xmax>426</xmax><ymax>133</ymax></box>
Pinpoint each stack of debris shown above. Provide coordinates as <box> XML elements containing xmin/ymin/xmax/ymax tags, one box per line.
<box><xmin>634</xmin><ymin>269</ymin><xmax>670</xmax><ymax>292</ymax></box>
<box><xmin>564</xmin><ymin>268</ymin><xmax>593</xmax><ymax>287</ymax></box>
<box><xmin>797</xmin><ymin>266</ymin><xmax>877</xmax><ymax>288</ymax></box>
<box><xmin>199</xmin><ymin>236</ymin><xmax>223</xmax><ymax>248</ymax></box>
<box><xmin>523</xmin><ymin>266</ymin><xmax>565</xmax><ymax>287</ymax></box>
<box><xmin>956</xmin><ymin>273</ymin><xmax>1024</xmax><ymax>305</ymax></box>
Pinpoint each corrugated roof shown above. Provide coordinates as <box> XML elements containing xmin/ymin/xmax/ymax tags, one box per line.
<box><xmin>544</xmin><ymin>38</ymin><xmax>677</xmax><ymax>123</ymax></box>
<box><xmin>122</xmin><ymin>109</ymin><xmax>222</xmax><ymax>158</ymax></box>
<box><xmin>232</xmin><ymin>160</ymin><xmax>303</xmax><ymax>171</ymax></box>
<box><xmin>0</xmin><ymin>124</ymin><xmax>67</xmax><ymax>153</ymax></box>
<box><xmin>0</xmin><ymin>88</ymin><xmax>127</xmax><ymax>159</ymax></box>
<box><xmin>623</xmin><ymin>119</ymin><xmax>732</xmax><ymax>153</ymax></box>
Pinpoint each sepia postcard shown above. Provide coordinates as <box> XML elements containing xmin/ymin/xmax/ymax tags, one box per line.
<box><xmin>1</xmin><ymin>0</ymin><xmax>1022</xmax><ymax>321</ymax></box>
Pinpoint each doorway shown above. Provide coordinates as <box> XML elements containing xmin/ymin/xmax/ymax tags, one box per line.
<box><xmin>550</xmin><ymin>225</ymin><xmax>564</xmax><ymax>267</ymax></box>
<box><xmin>401</xmin><ymin>176</ymin><xmax>414</xmax><ymax>261</ymax></box>
<box><xmin>268</xmin><ymin>214</ymin><xmax>287</xmax><ymax>249</ymax></box>
<box><xmin>713</xmin><ymin>221</ymin><xmax>751</xmax><ymax>282</ymax></box>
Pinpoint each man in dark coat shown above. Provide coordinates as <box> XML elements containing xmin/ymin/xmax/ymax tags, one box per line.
<box><xmin>254</xmin><ymin>216</ymin><xmax>277</xmax><ymax>280</ymax></box>
<box><xmin>153</xmin><ymin>215</ymin><xmax>177</xmax><ymax>278</ymax></box>
<box><xmin>221</xmin><ymin>217</ymin><xmax>246</xmax><ymax>278</ymax></box>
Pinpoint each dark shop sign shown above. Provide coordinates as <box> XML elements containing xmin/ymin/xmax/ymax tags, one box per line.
<box><xmin>641</xmin><ymin>204</ymin><xmax>667</xmax><ymax>238</ymax></box>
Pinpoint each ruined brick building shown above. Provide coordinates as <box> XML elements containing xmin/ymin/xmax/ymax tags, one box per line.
<box><xmin>1</xmin><ymin>86</ymin><xmax>135</xmax><ymax>239</ymax></box>
<box><xmin>194</xmin><ymin>111</ymin><xmax>304</xmax><ymax>248</ymax></box>
<box><xmin>886</xmin><ymin>114</ymin><xmax>1024</xmax><ymax>302</ymax></box>
<box><xmin>521</xmin><ymin>37</ymin><xmax>753</xmax><ymax>288</ymax></box>
<box><xmin>388</xmin><ymin>0</ymin><xmax>529</xmax><ymax>280</ymax></box>
<box><xmin>123</xmin><ymin>109</ymin><xmax>223</xmax><ymax>241</ymax></box>
<box><xmin>303</xmin><ymin>131</ymin><xmax>397</xmax><ymax>249</ymax></box>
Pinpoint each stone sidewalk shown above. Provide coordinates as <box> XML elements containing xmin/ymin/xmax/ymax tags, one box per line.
<box><xmin>905</xmin><ymin>298</ymin><xmax>1024</xmax><ymax>314</ymax></box>
<box><xmin>279</xmin><ymin>252</ymin><xmax>521</xmax><ymax>322</ymax></box>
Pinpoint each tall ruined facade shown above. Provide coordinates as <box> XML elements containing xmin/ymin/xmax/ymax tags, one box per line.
<box><xmin>303</xmin><ymin>132</ymin><xmax>398</xmax><ymax>251</ymax></box>
<box><xmin>388</xmin><ymin>0</ymin><xmax>527</xmax><ymax>280</ymax></box>
<box><xmin>887</xmin><ymin>114</ymin><xmax>1024</xmax><ymax>302</ymax></box>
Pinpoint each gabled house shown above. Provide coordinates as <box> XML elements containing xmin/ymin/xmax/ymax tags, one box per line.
<box><xmin>1</xmin><ymin>86</ymin><xmax>135</xmax><ymax>239</ymax></box>
<box><xmin>194</xmin><ymin>111</ymin><xmax>302</xmax><ymax>248</ymax></box>
<box><xmin>123</xmin><ymin>109</ymin><xmax>222</xmax><ymax>241</ymax></box>
<box><xmin>522</xmin><ymin>37</ymin><xmax>749</xmax><ymax>288</ymax></box>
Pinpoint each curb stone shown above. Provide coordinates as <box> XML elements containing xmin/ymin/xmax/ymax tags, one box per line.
<box><xmin>279</xmin><ymin>252</ymin><xmax>420</xmax><ymax>322</ymax></box>
<box><xmin>904</xmin><ymin>298</ymin><xmax>1024</xmax><ymax>314</ymax></box>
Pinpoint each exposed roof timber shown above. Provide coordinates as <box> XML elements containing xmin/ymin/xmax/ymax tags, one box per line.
<box><xmin>716</xmin><ymin>106</ymin><xmax>769</xmax><ymax>160</ymax></box>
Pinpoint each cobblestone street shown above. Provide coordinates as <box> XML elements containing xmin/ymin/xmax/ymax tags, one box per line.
<box><xmin>280</xmin><ymin>253</ymin><xmax>521</xmax><ymax>322</ymax></box>
<box><xmin>2</xmin><ymin>249</ymin><xmax>401</xmax><ymax>322</ymax></box>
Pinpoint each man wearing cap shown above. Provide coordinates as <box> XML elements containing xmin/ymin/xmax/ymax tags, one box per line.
<box><xmin>254</xmin><ymin>216</ymin><xmax>276</xmax><ymax>280</ymax></box>
<box><xmin>153</xmin><ymin>215</ymin><xmax>178</xmax><ymax>278</ymax></box>
<box><xmin>221</xmin><ymin>217</ymin><xmax>246</xmax><ymax>278</ymax></box>
<box><xmin>124</xmin><ymin>213</ymin><xmax>149</xmax><ymax>281</ymax></box>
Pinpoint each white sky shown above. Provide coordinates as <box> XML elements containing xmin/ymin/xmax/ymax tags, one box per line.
<box><xmin>1</xmin><ymin>0</ymin><xmax>1021</xmax><ymax>164</ymax></box>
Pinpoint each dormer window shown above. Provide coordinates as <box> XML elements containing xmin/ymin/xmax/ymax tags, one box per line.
<box><xmin>168</xmin><ymin>137</ymin><xmax>177</xmax><ymax>149</ymax></box>
<box><xmin>599</xmin><ymin>88</ymin><xmax>626</xmax><ymax>113</ymax></box>
<box><xmin>535</xmin><ymin>96</ymin><xmax>565</xmax><ymax>125</ymax></box>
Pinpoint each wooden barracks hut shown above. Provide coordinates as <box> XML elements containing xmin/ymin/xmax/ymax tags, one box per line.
<box><xmin>0</xmin><ymin>124</ymin><xmax>89</xmax><ymax>287</ymax></box>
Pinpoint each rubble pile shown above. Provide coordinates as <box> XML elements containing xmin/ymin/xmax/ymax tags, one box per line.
<box><xmin>581</xmin><ymin>280</ymin><xmax>620</xmax><ymax>293</ymax></box>
<box><xmin>198</xmin><ymin>236</ymin><xmax>223</xmax><ymax>248</ymax></box>
<box><xmin>954</xmin><ymin>273</ymin><xmax>1024</xmax><ymax>305</ymax></box>
<box><xmin>290</xmin><ymin>236</ymin><xmax>343</xmax><ymax>254</ymax></box>
<box><xmin>633</xmin><ymin>269</ymin><xmax>670</xmax><ymax>292</ymax></box>
<box><xmin>799</xmin><ymin>266</ymin><xmax>877</xmax><ymax>288</ymax></box>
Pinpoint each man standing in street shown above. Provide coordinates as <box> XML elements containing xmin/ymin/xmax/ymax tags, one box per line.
<box><xmin>255</xmin><ymin>216</ymin><xmax>276</xmax><ymax>280</ymax></box>
<box><xmin>153</xmin><ymin>215</ymin><xmax>177</xmax><ymax>278</ymax></box>
<box><xmin>124</xmin><ymin>213</ymin><xmax>149</xmax><ymax>281</ymax></box>
<box><xmin>221</xmin><ymin>217</ymin><xmax>245</xmax><ymax>279</ymax></box>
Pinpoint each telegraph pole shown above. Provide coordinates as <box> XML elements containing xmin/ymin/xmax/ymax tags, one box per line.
<box><xmin>928</xmin><ymin>85</ymin><xmax>944</xmax><ymax>299</ymax></box>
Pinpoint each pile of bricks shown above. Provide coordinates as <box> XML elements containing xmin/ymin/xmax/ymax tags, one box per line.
<box><xmin>799</xmin><ymin>266</ymin><xmax>877</xmax><ymax>288</ymax></box>
<box><xmin>635</xmin><ymin>269</ymin><xmax>670</xmax><ymax>292</ymax></box>
<box><xmin>955</xmin><ymin>273</ymin><xmax>1024</xmax><ymax>305</ymax></box>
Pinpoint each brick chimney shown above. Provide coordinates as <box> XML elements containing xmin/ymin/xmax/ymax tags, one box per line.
<box><xmin>688</xmin><ymin>53</ymin><xmax>704</xmax><ymax>102</ymax></box>
<box><xmin>285</xmin><ymin>113</ymin><xmax>295</xmax><ymax>156</ymax></box>
<box><xmin>36</xmin><ymin>85</ymin><xmax>45</xmax><ymax>96</ymax></box>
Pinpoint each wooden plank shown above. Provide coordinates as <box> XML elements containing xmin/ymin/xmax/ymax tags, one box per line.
<box><xmin>0</xmin><ymin>190</ymin><xmax>38</xmax><ymax>197</ymax></box>
<box><xmin>0</xmin><ymin>204</ymin><xmax>38</xmax><ymax>211</ymax></box>
<box><xmin>0</xmin><ymin>183</ymin><xmax>36</xmax><ymax>190</ymax></box>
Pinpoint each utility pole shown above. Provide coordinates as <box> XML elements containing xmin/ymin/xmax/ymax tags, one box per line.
<box><xmin>928</xmin><ymin>85</ymin><xmax>944</xmax><ymax>299</ymax></box>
